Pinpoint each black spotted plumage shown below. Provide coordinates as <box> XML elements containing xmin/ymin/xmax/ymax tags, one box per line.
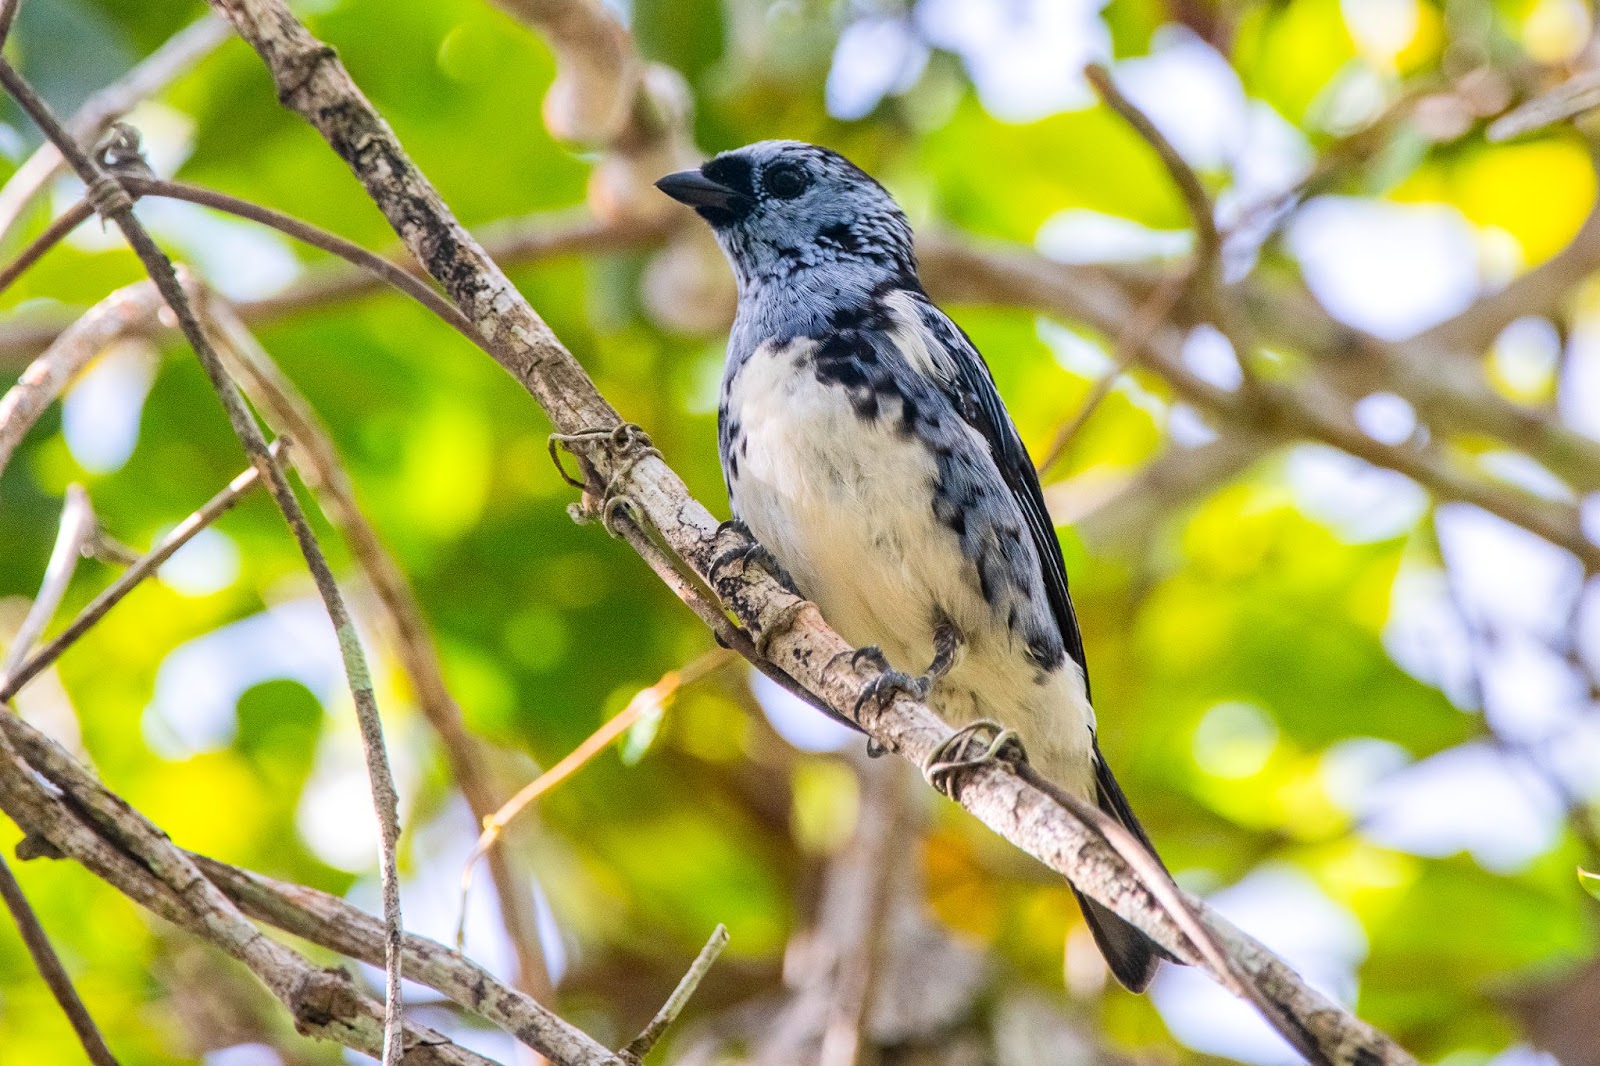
<box><xmin>660</xmin><ymin>138</ymin><xmax>1168</xmax><ymax>993</ymax></box>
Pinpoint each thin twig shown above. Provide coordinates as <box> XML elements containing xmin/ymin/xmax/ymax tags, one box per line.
<box><xmin>0</xmin><ymin>175</ymin><xmax>480</xmax><ymax>344</ymax></box>
<box><xmin>0</xmin><ymin>209</ymin><xmax>666</xmax><ymax>366</ymax></box>
<box><xmin>456</xmin><ymin>647</ymin><xmax>736</xmax><ymax>948</ymax></box>
<box><xmin>1085</xmin><ymin>63</ymin><xmax>1218</xmax><ymax>270</ymax></box>
<box><xmin>0</xmin><ymin>854</ymin><xmax>119</xmax><ymax>1066</ymax></box>
<box><xmin>0</xmin><ymin>13</ymin><xmax>230</xmax><ymax>242</ymax></box>
<box><xmin>0</xmin><ymin>710</ymin><xmax>505</xmax><ymax>1066</ymax></box>
<box><xmin>0</xmin><ymin>56</ymin><xmax>407</xmax><ymax>1066</ymax></box>
<box><xmin>0</xmin><ymin>0</ymin><xmax>20</xmax><ymax>51</ymax></box>
<box><xmin>0</xmin><ymin>200</ymin><xmax>93</xmax><ymax>294</ymax></box>
<box><xmin>0</xmin><ymin>446</ymin><xmax>280</xmax><ymax>703</ymax></box>
<box><xmin>1488</xmin><ymin>68</ymin><xmax>1600</xmax><ymax>141</ymax></box>
<box><xmin>126</xmin><ymin>177</ymin><xmax>479</xmax><ymax>341</ymax></box>
<box><xmin>1085</xmin><ymin>63</ymin><xmax>1258</xmax><ymax>384</ymax></box>
<box><xmin>619</xmin><ymin>924</ymin><xmax>729</xmax><ymax>1063</ymax></box>
<box><xmin>1036</xmin><ymin>265</ymin><xmax>1194</xmax><ymax>476</ymax></box>
<box><xmin>0</xmin><ymin>282</ymin><xmax>164</xmax><ymax>480</ymax></box>
<box><xmin>1</xmin><ymin>484</ymin><xmax>94</xmax><ymax>684</ymax></box>
<box><xmin>199</xmin><ymin>299</ymin><xmax>555</xmax><ymax>1001</ymax></box>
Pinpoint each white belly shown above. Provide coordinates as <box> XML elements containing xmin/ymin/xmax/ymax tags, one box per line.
<box><xmin>724</xmin><ymin>339</ymin><xmax>1096</xmax><ymax>798</ymax></box>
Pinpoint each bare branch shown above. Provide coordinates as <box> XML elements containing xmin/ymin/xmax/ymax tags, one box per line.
<box><xmin>0</xmin><ymin>0</ymin><xmax>19</xmax><ymax>53</ymax></box>
<box><xmin>1085</xmin><ymin>64</ymin><xmax>1218</xmax><ymax>269</ymax></box>
<box><xmin>1036</xmin><ymin>265</ymin><xmax>1193</xmax><ymax>476</ymax></box>
<box><xmin>1488</xmin><ymin>67</ymin><xmax>1600</xmax><ymax>141</ymax></box>
<box><xmin>0</xmin><ymin>712</ymin><xmax>505</xmax><ymax>1066</ymax></box>
<box><xmin>0</xmin><ymin>13</ymin><xmax>231</xmax><ymax>241</ymax></box>
<box><xmin>456</xmin><ymin>647</ymin><xmax>736</xmax><ymax>950</ymax></box>
<box><xmin>0</xmin><ymin>209</ymin><xmax>664</xmax><ymax>366</ymax></box>
<box><xmin>0</xmin><ymin>282</ymin><xmax>164</xmax><ymax>480</ymax></box>
<box><xmin>188</xmin><ymin>853</ymin><xmax>617</xmax><ymax>1064</ymax></box>
<box><xmin>0</xmin><ymin>854</ymin><xmax>119</xmax><ymax>1066</ymax></box>
<box><xmin>620</xmin><ymin>924</ymin><xmax>729</xmax><ymax>1063</ymax></box>
<box><xmin>0</xmin><ymin>56</ymin><xmax>408</xmax><ymax>1065</ymax></box>
<box><xmin>199</xmin><ymin>299</ymin><xmax>555</xmax><ymax>1002</ymax></box>
<box><xmin>919</xmin><ymin>235</ymin><xmax>1600</xmax><ymax>570</ymax></box>
<box><xmin>0</xmin><ymin>199</ymin><xmax>94</xmax><ymax>294</ymax></box>
<box><xmin>204</xmin><ymin>1</ymin><xmax>1416</xmax><ymax>1058</ymax></box>
<box><xmin>1</xmin><ymin>484</ymin><xmax>94</xmax><ymax>682</ymax></box>
<box><xmin>0</xmin><ymin>448</ymin><xmax>278</xmax><ymax>703</ymax></box>
<box><xmin>0</xmin><ymin>174</ymin><xmax>479</xmax><ymax>342</ymax></box>
<box><xmin>127</xmin><ymin>176</ymin><xmax>479</xmax><ymax>341</ymax></box>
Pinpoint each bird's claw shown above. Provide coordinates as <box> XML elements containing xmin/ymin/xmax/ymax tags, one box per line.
<box><xmin>852</xmin><ymin>667</ymin><xmax>930</xmax><ymax>717</ymax></box>
<box><xmin>923</xmin><ymin>720</ymin><xmax>1026</xmax><ymax>799</ymax></box>
<box><xmin>850</xmin><ymin>645</ymin><xmax>890</xmax><ymax>672</ymax></box>
<box><xmin>710</xmin><ymin>519</ymin><xmax>799</xmax><ymax>593</ymax></box>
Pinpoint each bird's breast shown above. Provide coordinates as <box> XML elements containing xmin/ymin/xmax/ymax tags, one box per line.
<box><xmin>720</xmin><ymin>335</ymin><xmax>1096</xmax><ymax>798</ymax></box>
<box><xmin>722</xmin><ymin>336</ymin><xmax>947</xmax><ymax>666</ymax></box>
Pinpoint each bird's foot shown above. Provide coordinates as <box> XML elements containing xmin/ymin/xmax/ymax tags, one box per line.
<box><xmin>709</xmin><ymin>519</ymin><xmax>798</xmax><ymax>593</ymax></box>
<box><xmin>848</xmin><ymin>621</ymin><xmax>967</xmax><ymax>720</ymax></box>
<box><xmin>852</xmin><ymin>663</ymin><xmax>931</xmax><ymax>718</ymax></box>
<box><xmin>923</xmin><ymin>720</ymin><xmax>1027</xmax><ymax>800</ymax></box>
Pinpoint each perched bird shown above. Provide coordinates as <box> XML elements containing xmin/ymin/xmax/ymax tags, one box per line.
<box><xmin>656</xmin><ymin>141</ymin><xmax>1170</xmax><ymax>991</ymax></box>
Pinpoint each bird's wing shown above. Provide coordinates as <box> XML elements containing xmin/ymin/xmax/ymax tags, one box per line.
<box><xmin>900</xmin><ymin>292</ymin><xmax>1091</xmax><ymax>694</ymax></box>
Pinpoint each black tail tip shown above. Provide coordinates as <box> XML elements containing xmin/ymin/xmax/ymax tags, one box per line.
<box><xmin>1075</xmin><ymin>889</ymin><xmax>1164</xmax><ymax>993</ymax></box>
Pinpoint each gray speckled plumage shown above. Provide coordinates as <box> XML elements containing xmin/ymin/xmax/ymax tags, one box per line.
<box><xmin>658</xmin><ymin>140</ymin><xmax>1168</xmax><ymax>992</ymax></box>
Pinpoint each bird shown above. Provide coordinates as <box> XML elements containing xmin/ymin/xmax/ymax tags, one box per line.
<box><xmin>656</xmin><ymin>140</ymin><xmax>1171</xmax><ymax>992</ymax></box>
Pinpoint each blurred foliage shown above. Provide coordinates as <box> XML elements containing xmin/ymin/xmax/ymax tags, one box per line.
<box><xmin>1</xmin><ymin>0</ymin><xmax>1598</xmax><ymax>1063</ymax></box>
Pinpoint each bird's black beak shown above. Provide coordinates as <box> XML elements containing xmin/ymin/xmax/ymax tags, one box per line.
<box><xmin>655</xmin><ymin>169</ymin><xmax>746</xmax><ymax>212</ymax></box>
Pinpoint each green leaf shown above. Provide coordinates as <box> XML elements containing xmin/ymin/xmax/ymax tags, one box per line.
<box><xmin>1581</xmin><ymin>868</ymin><xmax>1600</xmax><ymax>901</ymax></box>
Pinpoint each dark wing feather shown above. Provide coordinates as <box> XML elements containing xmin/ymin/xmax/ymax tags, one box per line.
<box><xmin>912</xmin><ymin>297</ymin><xmax>1090</xmax><ymax>695</ymax></box>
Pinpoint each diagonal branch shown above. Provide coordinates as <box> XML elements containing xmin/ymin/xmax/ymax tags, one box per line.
<box><xmin>0</xmin><ymin>711</ymin><xmax>505</xmax><ymax>1066</ymax></box>
<box><xmin>0</xmin><ymin>448</ymin><xmax>277</xmax><ymax>703</ymax></box>
<box><xmin>0</xmin><ymin>854</ymin><xmax>118</xmax><ymax>1066</ymax></box>
<box><xmin>0</xmin><ymin>55</ymin><xmax>409</xmax><ymax>1066</ymax></box>
<box><xmin>0</xmin><ymin>172</ymin><xmax>478</xmax><ymax>343</ymax></box>
<box><xmin>203</xmin><ymin>0</ymin><xmax>1416</xmax><ymax>1059</ymax></box>
<box><xmin>198</xmin><ymin>297</ymin><xmax>555</xmax><ymax>1002</ymax></box>
<box><xmin>0</xmin><ymin>209</ymin><xmax>665</xmax><ymax>367</ymax></box>
<box><xmin>1</xmin><ymin>691</ymin><xmax>725</xmax><ymax>1065</ymax></box>
<box><xmin>0</xmin><ymin>13</ymin><xmax>231</xmax><ymax>242</ymax></box>
<box><xmin>1</xmin><ymin>484</ymin><xmax>94</xmax><ymax>683</ymax></box>
<box><xmin>918</xmin><ymin>235</ymin><xmax>1600</xmax><ymax>570</ymax></box>
<box><xmin>0</xmin><ymin>282</ymin><xmax>165</xmax><ymax>479</ymax></box>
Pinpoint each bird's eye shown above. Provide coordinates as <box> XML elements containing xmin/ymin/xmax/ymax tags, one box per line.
<box><xmin>764</xmin><ymin>162</ymin><xmax>810</xmax><ymax>200</ymax></box>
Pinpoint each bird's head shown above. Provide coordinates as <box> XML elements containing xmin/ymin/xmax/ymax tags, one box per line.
<box><xmin>656</xmin><ymin>140</ymin><xmax>917</xmax><ymax>294</ymax></box>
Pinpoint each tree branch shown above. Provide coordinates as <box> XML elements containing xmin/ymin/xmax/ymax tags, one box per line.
<box><xmin>0</xmin><ymin>56</ymin><xmax>409</xmax><ymax>1066</ymax></box>
<box><xmin>0</xmin><ymin>13</ymin><xmax>231</xmax><ymax>242</ymax></box>
<box><xmin>1</xmin><ymin>483</ymin><xmax>94</xmax><ymax>683</ymax></box>
<box><xmin>203</xmin><ymin>1</ymin><xmax>1416</xmax><ymax>1059</ymax></box>
<box><xmin>0</xmin><ymin>854</ymin><xmax>119</xmax><ymax>1066</ymax></box>
<box><xmin>198</xmin><ymin>297</ymin><xmax>556</xmax><ymax>1002</ymax></box>
<box><xmin>0</xmin><ymin>282</ymin><xmax>164</xmax><ymax>479</ymax></box>
<box><xmin>0</xmin><ymin>448</ymin><xmax>277</xmax><ymax>703</ymax></box>
<box><xmin>0</xmin><ymin>712</ymin><xmax>505</xmax><ymax>1066</ymax></box>
<box><xmin>0</xmin><ymin>172</ymin><xmax>479</xmax><ymax>343</ymax></box>
<box><xmin>918</xmin><ymin>235</ymin><xmax>1600</xmax><ymax>570</ymax></box>
<box><xmin>0</xmin><ymin>208</ymin><xmax>664</xmax><ymax>367</ymax></box>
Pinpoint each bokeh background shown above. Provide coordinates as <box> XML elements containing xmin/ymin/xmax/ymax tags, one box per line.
<box><xmin>2</xmin><ymin>0</ymin><xmax>1599</xmax><ymax>1063</ymax></box>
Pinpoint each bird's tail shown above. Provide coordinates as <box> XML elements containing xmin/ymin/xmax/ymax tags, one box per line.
<box><xmin>1070</xmin><ymin>743</ymin><xmax>1177</xmax><ymax>993</ymax></box>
